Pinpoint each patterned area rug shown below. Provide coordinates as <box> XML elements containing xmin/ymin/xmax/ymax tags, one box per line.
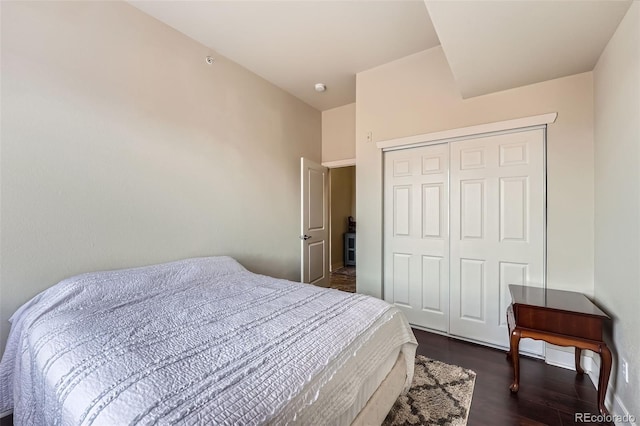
<box><xmin>329</xmin><ymin>267</ymin><xmax>356</xmax><ymax>293</ymax></box>
<box><xmin>384</xmin><ymin>355</ymin><xmax>476</xmax><ymax>426</ymax></box>
<box><xmin>333</xmin><ymin>266</ymin><xmax>356</xmax><ymax>277</ymax></box>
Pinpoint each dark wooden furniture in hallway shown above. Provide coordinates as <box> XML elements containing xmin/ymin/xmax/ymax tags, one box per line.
<box><xmin>507</xmin><ymin>285</ymin><xmax>612</xmax><ymax>416</ymax></box>
<box><xmin>343</xmin><ymin>232</ymin><xmax>356</xmax><ymax>266</ymax></box>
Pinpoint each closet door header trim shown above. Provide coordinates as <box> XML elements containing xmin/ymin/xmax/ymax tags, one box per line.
<box><xmin>377</xmin><ymin>112</ymin><xmax>557</xmax><ymax>152</ymax></box>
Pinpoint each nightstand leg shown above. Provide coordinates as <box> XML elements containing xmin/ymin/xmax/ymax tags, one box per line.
<box><xmin>575</xmin><ymin>347</ymin><xmax>584</xmax><ymax>374</ymax></box>
<box><xmin>506</xmin><ymin>313</ymin><xmax>512</xmax><ymax>359</ymax></box>
<box><xmin>509</xmin><ymin>328</ymin><xmax>521</xmax><ymax>393</ymax></box>
<box><xmin>597</xmin><ymin>345</ymin><xmax>612</xmax><ymax>416</ymax></box>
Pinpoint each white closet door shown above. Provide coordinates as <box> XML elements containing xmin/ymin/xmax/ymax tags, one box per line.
<box><xmin>450</xmin><ymin>129</ymin><xmax>545</xmax><ymax>353</ymax></box>
<box><xmin>384</xmin><ymin>144</ymin><xmax>449</xmax><ymax>331</ymax></box>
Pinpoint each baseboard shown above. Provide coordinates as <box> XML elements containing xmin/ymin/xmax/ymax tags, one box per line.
<box><xmin>410</xmin><ymin>326</ymin><xmax>544</xmax><ymax>359</ymax></box>
<box><xmin>545</xmin><ymin>345</ymin><xmax>636</xmax><ymax>425</ymax></box>
<box><xmin>586</xmin><ymin>357</ymin><xmax>637</xmax><ymax>426</ymax></box>
<box><xmin>545</xmin><ymin>344</ymin><xmax>595</xmax><ymax>372</ymax></box>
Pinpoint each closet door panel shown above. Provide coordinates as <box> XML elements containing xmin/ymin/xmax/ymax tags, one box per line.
<box><xmin>384</xmin><ymin>144</ymin><xmax>449</xmax><ymax>332</ymax></box>
<box><xmin>450</xmin><ymin>129</ymin><xmax>545</xmax><ymax>354</ymax></box>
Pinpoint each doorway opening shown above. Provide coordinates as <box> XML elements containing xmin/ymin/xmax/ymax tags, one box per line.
<box><xmin>328</xmin><ymin>165</ymin><xmax>356</xmax><ymax>293</ymax></box>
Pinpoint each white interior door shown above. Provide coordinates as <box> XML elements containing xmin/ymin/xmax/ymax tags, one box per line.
<box><xmin>301</xmin><ymin>158</ymin><xmax>329</xmax><ymax>287</ymax></box>
<box><xmin>449</xmin><ymin>129</ymin><xmax>545</xmax><ymax>354</ymax></box>
<box><xmin>384</xmin><ymin>144</ymin><xmax>449</xmax><ymax>332</ymax></box>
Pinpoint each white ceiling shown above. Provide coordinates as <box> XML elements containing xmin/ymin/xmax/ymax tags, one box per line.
<box><xmin>130</xmin><ymin>0</ymin><xmax>631</xmax><ymax>110</ymax></box>
<box><xmin>129</xmin><ymin>0</ymin><xmax>440</xmax><ymax>111</ymax></box>
<box><xmin>425</xmin><ymin>0</ymin><xmax>632</xmax><ymax>98</ymax></box>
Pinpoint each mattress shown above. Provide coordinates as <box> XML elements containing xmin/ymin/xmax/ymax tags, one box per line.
<box><xmin>351</xmin><ymin>352</ymin><xmax>407</xmax><ymax>426</ymax></box>
<box><xmin>0</xmin><ymin>256</ymin><xmax>417</xmax><ymax>425</ymax></box>
<box><xmin>282</xmin><ymin>316</ymin><xmax>407</xmax><ymax>424</ymax></box>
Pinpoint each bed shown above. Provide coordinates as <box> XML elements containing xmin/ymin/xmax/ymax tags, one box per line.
<box><xmin>0</xmin><ymin>257</ymin><xmax>417</xmax><ymax>425</ymax></box>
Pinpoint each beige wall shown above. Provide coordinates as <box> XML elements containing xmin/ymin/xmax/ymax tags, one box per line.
<box><xmin>355</xmin><ymin>47</ymin><xmax>594</xmax><ymax>302</ymax></box>
<box><xmin>0</xmin><ymin>1</ymin><xmax>321</xmax><ymax>356</ymax></box>
<box><xmin>322</xmin><ymin>103</ymin><xmax>356</xmax><ymax>162</ymax></box>
<box><xmin>594</xmin><ymin>2</ymin><xmax>640</xmax><ymax>417</ymax></box>
<box><xmin>330</xmin><ymin>166</ymin><xmax>355</xmax><ymax>270</ymax></box>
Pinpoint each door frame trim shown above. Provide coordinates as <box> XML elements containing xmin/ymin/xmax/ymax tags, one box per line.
<box><xmin>322</xmin><ymin>158</ymin><xmax>355</xmax><ymax>168</ymax></box>
<box><xmin>377</xmin><ymin>112</ymin><xmax>557</xmax><ymax>151</ymax></box>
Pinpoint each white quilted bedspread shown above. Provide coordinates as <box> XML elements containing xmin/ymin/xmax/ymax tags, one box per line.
<box><xmin>0</xmin><ymin>257</ymin><xmax>416</xmax><ymax>425</ymax></box>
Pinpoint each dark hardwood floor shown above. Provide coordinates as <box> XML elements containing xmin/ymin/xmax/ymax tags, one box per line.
<box><xmin>413</xmin><ymin>328</ymin><xmax>612</xmax><ymax>426</ymax></box>
<box><xmin>0</xmin><ymin>328</ymin><xmax>610</xmax><ymax>426</ymax></box>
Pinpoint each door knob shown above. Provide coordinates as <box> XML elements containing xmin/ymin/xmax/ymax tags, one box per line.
<box><xmin>300</xmin><ymin>235</ymin><xmax>312</xmax><ymax>240</ymax></box>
